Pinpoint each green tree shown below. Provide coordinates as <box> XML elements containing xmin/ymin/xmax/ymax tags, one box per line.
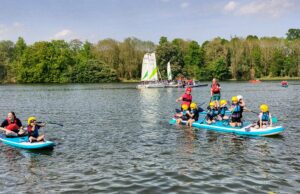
<box><xmin>286</xmin><ymin>28</ymin><xmax>300</xmax><ymax>40</ymax></box>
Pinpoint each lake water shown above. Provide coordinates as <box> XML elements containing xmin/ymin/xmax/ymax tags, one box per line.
<box><xmin>0</xmin><ymin>81</ymin><xmax>299</xmax><ymax>194</ymax></box>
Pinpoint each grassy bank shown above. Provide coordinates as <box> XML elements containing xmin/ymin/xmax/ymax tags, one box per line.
<box><xmin>259</xmin><ymin>77</ymin><xmax>300</xmax><ymax>81</ymax></box>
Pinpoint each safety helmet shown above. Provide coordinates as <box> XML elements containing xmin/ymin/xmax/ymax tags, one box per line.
<box><xmin>237</xmin><ymin>95</ymin><xmax>243</xmax><ymax>101</ymax></box>
<box><xmin>260</xmin><ymin>104</ymin><xmax>268</xmax><ymax>112</ymax></box>
<box><xmin>232</xmin><ymin>96</ymin><xmax>238</xmax><ymax>103</ymax></box>
<box><xmin>220</xmin><ymin>100</ymin><xmax>227</xmax><ymax>106</ymax></box>
<box><xmin>27</xmin><ymin>116</ymin><xmax>37</xmax><ymax>125</ymax></box>
<box><xmin>209</xmin><ymin>101</ymin><xmax>215</xmax><ymax>107</ymax></box>
<box><xmin>185</xmin><ymin>87</ymin><xmax>192</xmax><ymax>93</ymax></box>
<box><xmin>182</xmin><ymin>104</ymin><xmax>189</xmax><ymax>110</ymax></box>
<box><xmin>190</xmin><ymin>102</ymin><xmax>197</xmax><ymax>109</ymax></box>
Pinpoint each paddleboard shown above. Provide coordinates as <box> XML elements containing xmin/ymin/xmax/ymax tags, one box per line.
<box><xmin>0</xmin><ymin>135</ymin><xmax>55</xmax><ymax>149</ymax></box>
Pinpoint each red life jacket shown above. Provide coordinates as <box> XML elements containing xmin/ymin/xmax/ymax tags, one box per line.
<box><xmin>211</xmin><ymin>84</ymin><xmax>220</xmax><ymax>93</ymax></box>
<box><xmin>6</xmin><ymin>118</ymin><xmax>19</xmax><ymax>131</ymax></box>
<box><xmin>181</xmin><ymin>93</ymin><xmax>192</xmax><ymax>106</ymax></box>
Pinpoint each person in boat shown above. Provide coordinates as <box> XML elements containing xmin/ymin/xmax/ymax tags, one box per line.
<box><xmin>206</xmin><ymin>101</ymin><xmax>219</xmax><ymax>124</ymax></box>
<box><xmin>27</xmin><ymin>117</ymin><xmax>45</xmax><ymax>143</ymax></box>
<box><xmin>176</xmin><ymin>87</ymin><xmax>192</xmax><ymax>110</ymax></box>
<box><xmin>186</xmin><ymin>102</ymin><xmax>200</xmax><ymax>128</ymax></box>
<box><xmin>217</xmin><ymin>99</ymin><xmax>229</xmax><ymax>120</ymax></box>
<box><xmin>210</xmin><ymin>78</ymin><xmax>221</xmax><ymax>107</ymax></box>
<box><xmin>0</xmin><ymin>112</ymin><xmax>25</xmax><ymax>137</ymax></box>
<box><xmin>229</xmin><ymin>96</ymin><xmax>244</xmax><ymax>127</ymax></box>
<box><xmin>175</xmin><ymin>104</ymin><xmax>190</xmax><ymax>124</ymax></box>
<box><xmin>254</xmin><ymin>104</ymin><xmax>272</xmax><ymax>129</ymax></box>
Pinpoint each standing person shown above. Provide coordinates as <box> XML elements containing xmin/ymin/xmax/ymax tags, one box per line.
<box><xmin>176</xmin><ymin>87</ymin><xmax>193</xmax><ymax>110</ymax></box>
<box><xmin>210</xmin><ymin>78</ymin><xmax>221</xmax><ymax>107</ymax></box>
<box><xmin>0</xmin><ymin>112</ymin><xmax>25</xmax><ymax>137</ymax></box>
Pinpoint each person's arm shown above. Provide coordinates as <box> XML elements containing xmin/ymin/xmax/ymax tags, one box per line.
<box><xmin>16</xmin><ymin>118</ymin><xmax>23</xmax><ymax>130</ymax></box>
<box><xmin>176</xmin><ymin>96</ymin><xmax>183</xmax><ymax>103</ymax></box>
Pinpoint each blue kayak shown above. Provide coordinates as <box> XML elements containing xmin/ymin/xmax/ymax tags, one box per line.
<box><xmin>0</xmin><ymin>135</ymin><xmax>55</xmax><ymax>149</ymax></box>
<box><xmin>169</xmin><ymin>118</ymin><xmax>284</xmax><ymax>136</ymax></box>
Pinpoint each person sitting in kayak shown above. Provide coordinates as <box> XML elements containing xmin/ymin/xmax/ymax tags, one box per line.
<box><xmin>175</xmin><ymin>104</ymin><xmax>190</xmax><ymax>124</ymax></box>
<box><xmin>0</xmin><ymin>112</ymin><xmax>25</xmax><ymax>137</ymax></box>
<box><xmin>254</xmin><ymin>104</ymin><xmax>272</xmax><ymax>129</ymax></box>
<box><xmin>206</xmin><ymin>101</ymin><xmax>219</xmax><ymax>124</ymax></box>
<box><xmin>210</xmin><ymin>78</ymin><xmax>221</xmax><ymax>107</ymax></box>
<box><xmin>176</xmin><ymin>87</ymin><xmax>192</xmax><ymax>110</ymax></box>
<box><xmin>217</xmin><ymin>99</ymin><xmax>229</xmax><ymax>120</ymax></box>
<box><xmin>27</xmin><ymin>117</ymin><xmax>45</xmax><ymax>143</ymax></box>
<box><xmin>187</xmin><ymin>102</ymin><xmax>200</xmax><ymax>128</ymax></box>
<box><xmin>229</xmin><ymin>96</ymin><xmax>243</xmax><ymax>127</ymax></box>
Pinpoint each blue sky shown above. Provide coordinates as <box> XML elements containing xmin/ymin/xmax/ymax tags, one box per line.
<box><xmin>0</xmin><ymin>0</ymin><xmax>299</xmax><ymax>44</ymax></box>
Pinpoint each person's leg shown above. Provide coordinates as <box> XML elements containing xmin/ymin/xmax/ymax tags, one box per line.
<box><xmin>37</xmin><ymin>135</ymin><xmax>45</xmax><ymax>142</ymax></box>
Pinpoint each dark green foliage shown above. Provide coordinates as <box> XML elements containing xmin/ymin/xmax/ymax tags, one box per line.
<box><xmin>0</xmin><ymin>29</ymin><xmax>300</xmax><ymax>83</ymax></box>
<box><xmin>286</xmin><ymin>28</ymin><xmax>300</xmax><ymax>40</ymax></box>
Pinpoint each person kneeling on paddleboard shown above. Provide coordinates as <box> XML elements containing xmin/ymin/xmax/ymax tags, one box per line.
<box><xmin>229</xmin><ymin>96</ymin><xmax>243</xmax><ymax>127</ymax></box>
<box><xmin>175</xmin><ymin>104</ymin><xmax>190</xmax><ymax>124</ymax></box>
<box><xmin>254</xmin><ymin>104</ymin><xmax>272</xmax><ymax>129</ymax></box>
<box><xmin>0</xmin><ymin>112</ymin><xmax>25</xmax><ymax>137</ymax></box>
<box><xmin>206</xmin><ymin>101</ymin><xmax>218</xmax><ymax>124</ymax></box>
<box><xmin>187</xmin><ymin>102</ymin><xmax>200</xmax><ymax>128</ymax></box>
<box><xmin>27</xmin><ymin>117</ymin><xmax>45</xmax><ymax>143</ymax></box>
<box><xmin>217</xmin><ymin>100</ymin><xmax>229</xmax><ymax>120</ymax></box>
<box><xmin>176</xmin><ymin>87</ymin><xmax>192</xmax><ymax>110</ymax></box>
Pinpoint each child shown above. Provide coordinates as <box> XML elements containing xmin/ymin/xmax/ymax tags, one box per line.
<box><xmin>255</xmin><ymin>104</ymin><xmax>272</xmax><ymax>129</ymax></box>
<box><xmin>218</xmin><ymin>99</ymin><xmax>229</xmax><ymax>120</ymax></box>
<box><xmin>187</xmin><ymin>102</ymin><xmax>200</xmax><ymax>128</ymax></box>
<box><xmin>27</xmin><ymin>117</ymin><xmax>45</xmax><ymax>143</ymax></box>
<box><xmin>175</xmin><ymin>104</ymin><xmax>190</xmax><ymax>124</ymax></box>
<box><xmin>229</xmin><ymin>96</ymin><xmax>243</xmax><ymax>127</ymax></box>
<box><xmin>206</xmin><ymin>101</ymin><xmax>218</xmax><ymax>124</ymax></box>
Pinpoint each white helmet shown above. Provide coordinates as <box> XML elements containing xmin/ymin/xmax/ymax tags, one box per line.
<box><xmin>237</xmin><ymin>95</ymin><xmax>243</xmax><ymax>101</ymax></box>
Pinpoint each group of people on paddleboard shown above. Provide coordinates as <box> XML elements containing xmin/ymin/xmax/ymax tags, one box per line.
<box><xmin>0</xmin><ymin>112</ymin><xmax>45</xmax><ymax>143</ymax></box>
<box><xmin>175</xmin><ymin>78</ymin><xmax>272</xmax><ymax>129</ymax></box>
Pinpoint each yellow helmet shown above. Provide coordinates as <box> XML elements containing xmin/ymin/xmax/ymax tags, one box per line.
<box><xmin>27</xmin><ymin>116</ymin><xmax>37</xmax><ymax>125</ymax></box>
<box><xmin>232</xmin><ymin>96</ymin><xmax>238</xmax><ymax>103</ymax></box>
<box><xmin>190</xmin><ymin>102</ymin><xmax>197</xmax><ymax>109</ymax></box>
<box><xmin>182</xmin><ymin>104</ymin><xmax>188</xmax><ymax>111</ymax></box>
<box><xmin>220</xmin><ymin>99</ymin><xmax>227</xmax><ymax>106</ymax></box>
<box><xmin>260</xmin><ymin>104</ymin><xmax>268</xmax><ymax>112</ymax></box>
<box><xmin>209</xmin><ymin>101</ymin><xmax>215</xmax><ymax>107</ymax></box>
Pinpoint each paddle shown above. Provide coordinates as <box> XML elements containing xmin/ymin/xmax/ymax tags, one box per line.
<box><xmin>37</xmin><ymin>121</ymin><xmax>64</xmax><ymax>127</ymax></box>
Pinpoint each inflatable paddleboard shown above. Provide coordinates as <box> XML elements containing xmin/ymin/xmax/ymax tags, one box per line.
<box><xmin>169</xmin><ymin>119</ymin><xmax>284</xmax><ymax>136</ymax></box>
<box><xmin>0</xmin><ymin>135</ymin><xmax>55</xmax><ymax>149</ymax></box>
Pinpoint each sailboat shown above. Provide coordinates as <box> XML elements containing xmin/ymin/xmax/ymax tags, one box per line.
<box><xmin>136</xmin><ymin>53</ymin><xmax>165</xmax><ymax>89</ymax></box>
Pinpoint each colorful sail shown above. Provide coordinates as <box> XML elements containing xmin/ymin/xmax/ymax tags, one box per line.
<box><xmin>141</xmin><ymin>53</ymin><xmax>150</xmax><ymax>81</ymax></box>
<box><xmin>167</xmin><ymin>61</ymin><xmax>172</xmax><ymax>81</ymax></box>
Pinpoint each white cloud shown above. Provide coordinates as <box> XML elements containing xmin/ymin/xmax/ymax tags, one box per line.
<box><xmin>52</xmin><ymin>29</ymin><xmax>78</xmax><ymax>40</ymax></box>
<box><xmin>180</xmin><ymin>2</ymin><xmax>189</xmax><ymax>8</ymax></box>
<box><xmin>0</xmin><ymin>22</ymin><xmax>25</xmax><ymax>40</ymax></box>
<box><xmin>224</xmin><ymin>1</ymin><xmax>238</xmax><ymax>12</ymax></box>
<box><xmin>223</xmin><ymin>0</ymin><xmax>294</xmax><ymax>17</ymax></box>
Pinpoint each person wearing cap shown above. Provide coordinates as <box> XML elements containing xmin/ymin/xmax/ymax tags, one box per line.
<box><xmin>175</xmin><ymin>104</ymin><xmax>191</xmax><ymax>124</ymax></box>
<box><xmin>217</xmin><ymin>99</ymin><xmax>229</xmax><ymax>120</ymax></box>
<box><xmin>27</xmin><ymin>117</ymin><xmax>46</xmax><ymax>143</ymax></box>
<box><xmin>210</xmin><ymin>78</ymin><xmax>221</xmax><ymax>107</ymax></box>
<box><xmin>186</xmin><ymin>102</ymin><xmax>200</xmax><ymax>128</ymax></box>
<box><xmin>206</xmin><ymin>101</ymin><xmax>219</xmax><ymax>124</ymax></box>
<box><xmin>229</xmin><ymin>96</ymin><xmax>243</xmax><ymax>127</ymax></box>
<box><xmin>0</xmin><ymin>112</ymin><xmax>25</xmax><ymax>137</ymax></box>
<box><xmin>176</xmin><ymin>87</ymin><xmax>193</xmax><ymax>110</ymax></box>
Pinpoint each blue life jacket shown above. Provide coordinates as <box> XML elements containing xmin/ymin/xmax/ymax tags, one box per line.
<box><xmin>219</xmin><ymin>106</ymin><xmax>228</xmax><ymax>116</ymax></box>
<box><xmin>231</xmin><ymin>104</ymin><xmax>242</xmax><ymax>118</ymax></box>
<box><xmin>262</xmin><ymin>112</ymin><xmax>269</xmax><ymax>121</ymax></box>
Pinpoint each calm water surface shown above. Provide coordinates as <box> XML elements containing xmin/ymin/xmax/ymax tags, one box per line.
<box><xmin>0</xmin><ymin>82</ymin><xmax>299</xmax><ymax>194</ymax></box>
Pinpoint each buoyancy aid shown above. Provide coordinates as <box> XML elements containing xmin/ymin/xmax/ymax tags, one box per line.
<box><xmin>211</xmin><ymin>84</ymin><xmax>220</xmax><ymax>93</ymax></box>
<box><xmin>206</xmin><ymin>108</ymin><xmax>218</xmax><ymax>119</ymax></box>
<box><xmin>27</xmin><ymin>125</ymin><xmax>40</xmax><ymax>138</ymax></box>
<box><xmin>231</xmin><ymin>104</ymin><xmax>242</xmax><ymax>118</ymax></box>
<box><xmin>261</xmin><ymin>112</ymin><xmax>270</xmax><ymax>121</ymax></box>
<box><xmin>181</xmin><ymin>93</ymin><xmax>192</xmax><ymax>106</ymax></box>
<box><xmin>6</xmin><ymin>118</ymin><xmax>19</xmax><ymax>131</ymax></box>
<box><xmin>219</xmin><ymin>106</ymin><xmax>228</xmax><ymax>116</ymax></box>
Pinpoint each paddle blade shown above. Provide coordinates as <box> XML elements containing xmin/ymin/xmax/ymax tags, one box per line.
<box><xmin>169</xmin><ymin>119</ymin><xmax>176</xmax><ymax>124</ymax></box>
<box><xmin>271</xmin><ymin>117</ymin><xmax>278</xmax><ymax>123</ymax></box>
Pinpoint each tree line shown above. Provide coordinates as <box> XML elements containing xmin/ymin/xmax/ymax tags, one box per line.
<box><xmin>0</xmin><ymin>28</ymin><xmax>299</xmax><ymax>83</ymax></box>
